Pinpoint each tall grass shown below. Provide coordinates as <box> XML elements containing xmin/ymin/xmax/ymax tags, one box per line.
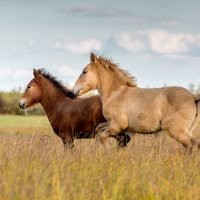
<box><xmin>0</xmin><ymin>115</ymin><xmax>200</xmax><ymax>200</ymax></box>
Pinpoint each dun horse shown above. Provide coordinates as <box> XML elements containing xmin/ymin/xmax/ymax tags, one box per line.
<box><xmin>73</xmin><ymin>53</ymin><xmax>200</xmax><ymax>151</ymax></box>
<box><xmin>19</xmin><ymin>69</ymin><xmax>131</xmax><ymax>148</ymax></box>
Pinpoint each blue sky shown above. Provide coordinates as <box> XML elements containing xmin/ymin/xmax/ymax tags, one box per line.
<box><xmin>0</xmin><ymin>0</ymin><xmax>200</xmax><ymax>91</ymax></box>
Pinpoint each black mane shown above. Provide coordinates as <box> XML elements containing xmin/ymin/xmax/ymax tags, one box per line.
<box><xmin>37</xmin><ymin>68</ymin><xmax>77</xmax><ymax>99</ymax></box>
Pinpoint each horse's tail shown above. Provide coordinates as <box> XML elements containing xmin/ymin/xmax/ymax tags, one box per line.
<box><xmin>189</xmin><ymin>93</ymin><xmax>200</xmax><ymax>133</ymax></box>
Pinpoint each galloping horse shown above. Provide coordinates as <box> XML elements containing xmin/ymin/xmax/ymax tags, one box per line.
<box><xmin>19</xmin><ymin>69</ymin><xmax>131</xmax><ymax>148</ymax></box>
<box><xmin>73</xmin><ymin>53</ymin><xmax>200</xmax><ymax>151</ymax></box>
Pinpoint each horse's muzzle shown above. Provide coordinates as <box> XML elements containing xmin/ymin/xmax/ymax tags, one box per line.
<box><xmin>19</xmin><ymin>99</ymin><xmax>26</xmax><ymax>109</ymax></box>
<box><xmin>73</xmin><ymin>85</ymin><xmax>82</xmax><ymax>96</ymax></box>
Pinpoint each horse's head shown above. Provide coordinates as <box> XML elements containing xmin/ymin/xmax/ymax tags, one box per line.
<box><xmin>19</xmin><ymin>69</ymin><xmax>42</xmax><ymax>109</ymax></box>
<box><xmin>73</xmin><ymin>52</ymin><xmax>98</xmax><ymax>95</ymax></box>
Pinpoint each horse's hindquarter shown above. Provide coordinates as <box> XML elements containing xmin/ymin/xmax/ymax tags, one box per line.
<box><xmin>161</xmin><ymin>87</ymin><xmax>197</xmax><ymax>128</ymax></box>
<box><xmin>126</xmin><ymin>86</ymin><xmax>197</xmax><ymax>133</ymax></box>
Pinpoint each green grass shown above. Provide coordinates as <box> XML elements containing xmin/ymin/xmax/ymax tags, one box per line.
<box><xmin>0</xmin><ymin>114</ymin><xmax>53</xmax><ymax>135</ymax></box>
<box><xmin>0</xmin><ymin>115</ymin><xmax>200</xmax><ymax>200</ymax></box>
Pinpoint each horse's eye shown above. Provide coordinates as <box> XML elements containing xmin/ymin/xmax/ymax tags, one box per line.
<box><xmin>27</xmin><ymin>86</ymin><xmax>31</xmax><ymax>89</ymax></box>
<box><xmin>82</xmin><ymin>71</ymin><xmax>87</xmax><ymax>74</ymax></box>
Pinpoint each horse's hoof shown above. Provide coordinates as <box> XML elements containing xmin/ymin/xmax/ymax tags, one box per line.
<box><xmin>124</xmin><ymin>134</ymin><xmax>131</xmax><ymax>145</ymax></box>
<box><xmin>118</xmin><ymin>134</ymin><xmax>131</xmax><ymax>148</ymax></box>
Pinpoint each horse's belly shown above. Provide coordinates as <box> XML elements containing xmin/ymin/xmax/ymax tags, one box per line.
<box><xmin>128</xmin><ymin>111</ymin><xmax>162</xmax><ymax>133</ymax></box>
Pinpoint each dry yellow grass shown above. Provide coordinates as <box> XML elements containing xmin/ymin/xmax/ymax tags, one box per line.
<box><xmin>0</xmin><ymin>115</ymin><xmax>200</xmax><ymax>200</ymax></box>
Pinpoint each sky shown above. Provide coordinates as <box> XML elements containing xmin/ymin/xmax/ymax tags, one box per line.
<box><xmin>0</xmin><ymin>0</ymin><xmax>200</xmax><ymax>91</ymax></box>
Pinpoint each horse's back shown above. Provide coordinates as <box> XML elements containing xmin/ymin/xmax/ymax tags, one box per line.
<box><xmin>126</xmin><ymin>86</ymin><xmax>195</xmax><ymax>106</ymax></box>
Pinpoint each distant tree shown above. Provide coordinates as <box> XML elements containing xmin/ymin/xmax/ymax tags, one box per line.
<box><xmin>0</xmin><ymin>95</ymin><xmax>5</xmax><ymax>112</ymax></box>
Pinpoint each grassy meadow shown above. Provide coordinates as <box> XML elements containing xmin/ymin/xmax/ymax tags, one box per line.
<box><xmin>0</xmin><ymin>114</ymin><xmax>200</xmax><ymax>200</ymax></box>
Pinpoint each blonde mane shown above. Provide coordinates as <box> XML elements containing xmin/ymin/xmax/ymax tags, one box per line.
<box><xmin>97</xmin><ymin>56</ymin><xmax>137</xmax><ymax>87</ymax></box>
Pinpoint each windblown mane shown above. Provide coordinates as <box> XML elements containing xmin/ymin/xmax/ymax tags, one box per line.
<box><xmin>97</xmin><ymin>56</ymin><xmax>137</xmax><ymax>87</ymax></box>
<box><xmin>37</xmin><ymin>68</ymin><xmax>77</xmax><ymax>98</ymax></box>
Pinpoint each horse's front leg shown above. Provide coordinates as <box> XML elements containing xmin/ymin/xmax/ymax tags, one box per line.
<box><xmin>63</xmin><ymin>139</ymin><xmax>74</xmax><ymax>149</ymax></box>
<box><xmin>60</xmin><ymin>132</ymin><xmax>74</xmax><ymax>150</ymax></box>
<box><xmin>95</xmin><ymin>122</ymin><xmax>109</xmax><ymax>135</ymax></box>
<box><xmin>96</xmin><ymin>122</ymin><xmax>122</xmax><ymax>144</ymax></box>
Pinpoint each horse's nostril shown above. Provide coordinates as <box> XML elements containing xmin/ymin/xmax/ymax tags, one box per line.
<box><xmin>19</xmin><ymin>102</ymin><xmax>23</xmax><ymax>109</ymax></box>
<box><xmin>19</xmin><ymin>99</ymin><xmax>26</xmax><ymax>109</ymax></box>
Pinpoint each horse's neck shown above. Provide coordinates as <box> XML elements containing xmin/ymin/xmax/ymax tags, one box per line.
<box><xmin>97</xmin><ymin>70</ymin><xmax>123</xmax><ymax>102</ymax></box>
<box><xmin>40</xmin><ymin>83</ymin><xmax>70</xmax><ymax>127</ymax></box>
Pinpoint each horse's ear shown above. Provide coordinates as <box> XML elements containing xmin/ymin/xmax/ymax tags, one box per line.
<box><xmin>33</xmin><ymin>69</ymin><xmax>39</xmax><ymax>79</ymax></box>
<box><xmin>90</xmin><ymin>52</ymin><xmax>97</xmax><ymax>63</ymax></box>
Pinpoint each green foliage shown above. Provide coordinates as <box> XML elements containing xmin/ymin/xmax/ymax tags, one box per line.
<box><xmin>0</xmin><ymin>90</ymin><xmax>44</xmax><ymax>115</ymax></box>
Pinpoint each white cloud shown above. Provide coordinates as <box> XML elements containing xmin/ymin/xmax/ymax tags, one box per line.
<box><xmin>148</xmin><ymin>30</ymin><xmax>194</xmax><ymax>54</ymax></box>
<box><xmin>116</xmin><ymin>32</ymin><xmax>146</xmax><ymax>51</ymax></box>
<box><xmin>115</xmin><ymin>30</ymin><xmax>200</xmax><ymax>55</ymax></box>
<box><xmin>55</xmin><ymin>38</ymin><xmax>102</xmax><ymax>54</ymax></box>
<box><xmin>57</xmin><ymin>65</ymin><xmax>80</xmax><ymax>77</ymax></box>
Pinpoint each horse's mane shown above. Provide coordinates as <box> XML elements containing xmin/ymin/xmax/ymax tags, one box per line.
<box><xmin>96</xmin><ymin>56</ymin><xmax>137</xmax><ymax>87</ymax></box>
<box><xmin>37</xmin><ymin>68</ymin><xmax>77</xmax><ymax>98</ymax></box>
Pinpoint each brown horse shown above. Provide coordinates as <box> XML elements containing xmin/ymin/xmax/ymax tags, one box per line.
<box><xmin>19</xmin><ymin>69</ymin><xmax>131</xmax><ymax>148</ymax></box>
<box><xmin>73</xmin><ymin>52</ymin><xmax>200</xmax><ymax>151</ymax></box>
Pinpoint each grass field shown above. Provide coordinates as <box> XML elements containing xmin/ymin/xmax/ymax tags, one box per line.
<box><xmin>0</xmin><ymin>114</ymin><xmax>200</xmax><ymax>200</ymax></box>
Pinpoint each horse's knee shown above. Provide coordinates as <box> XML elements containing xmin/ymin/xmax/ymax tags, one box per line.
<box><xmin>95</xmin><ymin>122</ymin><xmax>108</xmax><ymax>134</ymax></box>
<box><xmin>96</xmin><ymin>122</ymin><xmax>125</xmax><ymax>145</ymax></box>
<box><xmin>62</xmin><ymin>135</ymin><xmax>74</xmax><ymax>149</ymax></box>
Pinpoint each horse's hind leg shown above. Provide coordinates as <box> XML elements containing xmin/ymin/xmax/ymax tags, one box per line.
<box><xmin>165</xmin><ymin>126</ymin><xmax>196</xmax><ymax>152</ymax></box>
<box><xmin>189</xmin><ymin>102</ymin><xmax>200</xmax><ymax>133</ymax></box>
<box><xmin>188</xmin><ymin>112</ymin><xmax>200</xmax><ymax>149</ymax></box>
